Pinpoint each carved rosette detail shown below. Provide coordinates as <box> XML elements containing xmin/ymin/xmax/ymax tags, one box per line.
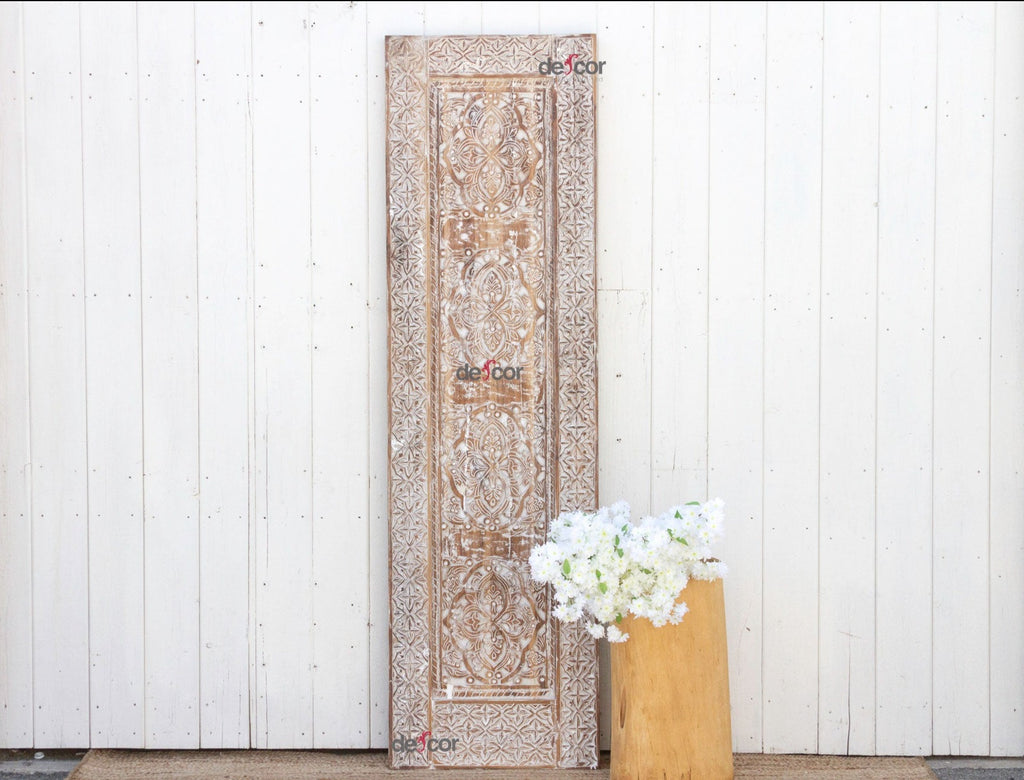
<box><xmin>386</xmin><ymin>35</ymin><xmax>431</xmax><ymax>769</ymax></box>
<box><xmin>441</xmin><ymin>558</ymin><xmax>546</xmax><ymax>686</ymax></box>
<box><xmin>431</xmin><ymin>702</ymin><xmax>557</xmax><ymax>766</ymax></box>
<box><xmin>427</xmin><ymin>35</ymin><xmax>552</xmax><ymax>76</ymax></box>
<box><xmin>553</xmin><ymin>35</ymin><xmax>600</xmax><ymax>769</ymax></box>
<box><xmin>388</xmin><ymin>34</ymin><xmax>597</xmax><ymax>769</ymax></box>
<box><xmin>432</xmin><ymin>79</ymin><xmax>554</xmax><ymax>709</ymax></box>
<box><xmin>439</xmin><ymin>90</ymin><xmax>544</xmax><ymax>218</ymax></box>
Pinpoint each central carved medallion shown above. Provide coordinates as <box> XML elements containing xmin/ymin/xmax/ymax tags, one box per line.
<box><xmin>387</xmin><ymin>34</ymin><xmax>598</xmax><ymax>769</ymax></box>
<box><xmin>433</xmin><ymin>80</ymin><xmax>554</xmax><ymax>701</ymax></box>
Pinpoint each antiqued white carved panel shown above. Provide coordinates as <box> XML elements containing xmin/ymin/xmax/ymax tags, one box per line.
<box><xmin>386</xmin><ymin>34</ymin><xmax>598</xmax><ymax>768</ymax></box>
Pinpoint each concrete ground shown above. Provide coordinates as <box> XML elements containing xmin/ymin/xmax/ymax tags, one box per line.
<box><xmin>0</xmin><ymin>751</ymin><xmax>82</xmax><ymax>780</ymax></box>
<box><xmin>1</xmin><ymin>751</ymin><xmax>1022</xmax><ymax>779</ymax></box>
<box><xmin>930</xmin><ymin>758</ymin><xmax>1024</xmax><ymax>780</ymax></box>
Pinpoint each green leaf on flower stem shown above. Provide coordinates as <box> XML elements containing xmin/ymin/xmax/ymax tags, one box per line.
<box><xmin>615</xmin><ymin>613</ymin><xmax>623</xmax><ymax>624</ymax></box>
<box><xmin>621</xmin><ymin>524</ymin><xmax>628</xmax><ymax>533</ymax></box>
<box><xmin>616</xmin><ymin>548</ymin><xmax>624</xmax><ymax>558</ymax></box>
<box><xmin>562</xmin><ymin>560</ymin><xmax>571</xmax><ymax>576</ymax></box>
<box><xmin>640</xmin><ymin>567</ymin><xmax>652</xmax><ymax>574</ymax></box>
<box><xmin>613</xmin><ymin>535</ymin><xmax>620</xmax><ymax>547</ymax></box>
<box><xmin>675</xmin><ymin>510</ymin><xmax>682</xmax><ymax>519</ymax></box>
<box><xmin>598</xmin><ymin>582</ymin><xmax>608</xmax><ymax>594</ymax></box>
<box><xmin>685</xmin><ymin>501</ymin><xmax>700</xmax><ymax>506</ymax></box>
<box><xmin>595</xmin><ymin>570</ymin><xmax>602</xmax><ymax>579</ymax></box>
<box><xmin>668</xmin><ymin>528</ymin><xmax>690</xmax><ymax>546</ymax></box>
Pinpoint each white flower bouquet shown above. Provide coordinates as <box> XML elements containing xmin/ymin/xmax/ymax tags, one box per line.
<box><xmin>529</xmin><ymin>499</ymin><xmax>727</xmax><ymax>642</ymax></box>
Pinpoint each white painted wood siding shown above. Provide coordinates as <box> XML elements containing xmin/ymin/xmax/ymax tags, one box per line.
<box><xmin>0</xmin><ymin>0</ymin><xmax>1021</xmax><ymax>756</ymax></box>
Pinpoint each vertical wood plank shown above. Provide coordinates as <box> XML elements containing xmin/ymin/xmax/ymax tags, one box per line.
<box><xmin>0</xmin><ymin>0</ymin><xmax>33</xmax><ymax>749</ymax></box>
<box><xmin>932</xmin><ymin>1</ymin><xmax>994</xmax><ymax>756</ymax></box>
<box><xmin>596</xmin><ymin>6</ymin><xmax>654</xmax><ymax>751</ymax></box>
<box><xmin>597</xmin><ymin>287</ymin><xmax>651</xmax><ymax>751</ymax></box>
<box><xmin>762</xmin><ymin>2</ymin><xmax>822</xmax><ymax>753</ymax></box>
<box><xmin>252</xmin><ymin>1</ymin><xmax>313</xmax><ymax>749</ymax></box>
<box><xmin>989</xmin><ymin>0</ymin><xmax>1024</xmax><ymax>757</ymax></box>
<box><xmin>424</xmin><ymin>1</ymin><xmax>481</xmax><ymax>34</ymax></box>
<box><xmin>817</xmin><ymin>0</ymin><xmax>879</xmax><ymax>757</ymax></box>
<box><xmin>309</xmin><ymin>0</ymin><xmax>370</xmax><ymax>748</ymax></box>
<box><xmin>596</xmin><ymin>1</ymin><xmax>653</xmax><ymax>293</ymax></box>
<box><xmin>875</xmin><ymin>1</ymin><xmax>937</xmax><ymax>756</ymax></box>
<box><xmin>80</xmin><ymin>1</ymin><xmax>145</xmax><ymax>748</ymax></box>
<box><xmin>245</xmin><ymin>11</ymin><xmax>259</xmax><ymax>743</ymax></box>
<box><xmin>481</xmin><ymin>1</ymin><xmax>539</xmax><ymax>33</ymax></box>
<box><xmin>538</xmin><ymin>1</ymin><xmax>596</xmax><ymax>34</ymax></box>
<box><xmin>707</xmin><ymin>0</ymin><xmax>766</xmax><ymax>753</ymax></box>
<box><xmin>650</xmin><ymin>1</ymin><xmax>710</xmax><ymax>509</ymax></box>
<box><xmin>195</xmin><ymin>1</ymin><xmax>252</xmax><ymax>749</ymax></box>
<box><xmin>23</xmin><ymin>0</ymin><xmax>90</xmax><ymax>748</ymax></box>
<box><xmin>366</xmin><ymin>1</ymin><xmax>424</xmax><ymax>748</ymax></box>
<box><xmin>595</xmin><ymin>0</ymin><xmax>654</xmax><ymax>512</ymax></box>
<box><xmin>138</xmin><ymin>1</ymin><xmax>200</xmax><ymax>749</ymax></box>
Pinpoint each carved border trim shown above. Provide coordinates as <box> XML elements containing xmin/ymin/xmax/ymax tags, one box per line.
<box><xmin>386</xmin><ymin>34</ymin><xmax>598</xmax><ymax>769</ymax></box>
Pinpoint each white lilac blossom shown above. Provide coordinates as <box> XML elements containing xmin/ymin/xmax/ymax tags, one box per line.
<box><xmin>529</xmin><ymin>499</ymin><xmax>727</xmax><ymax>643</ymax></box>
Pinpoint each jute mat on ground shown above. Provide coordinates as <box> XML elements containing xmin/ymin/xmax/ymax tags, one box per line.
<box><xmin>68</xmin><ymin>749</ymin><xmax>936</xmax><ymax>779</ymax></box>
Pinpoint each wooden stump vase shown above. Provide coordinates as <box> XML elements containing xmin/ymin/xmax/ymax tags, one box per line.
<box><xmin>610</xmin><ymin>578</ymin><xmax>733</xmax><ymax>780</ymax></box>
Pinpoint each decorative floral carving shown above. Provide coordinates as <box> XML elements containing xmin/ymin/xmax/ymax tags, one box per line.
<box><xmin>431</xmin><ymin>702</ymin><xmax>557</xmax><ymax>767</ymax></box>
<box><xmin>427</xmin><ymin>35</ymin><xmax>552</xmax><ymax>76</ymax></box>
<box><xmin>441</xmin><ymin>558</ymin><xmax>546</xmax><ymax>686</ymax></box>
<box><xmin>386</xmin><ymin>34</ymin><xmax>431</xmax><ymax>769</ymax></box>
<box><xmin>440</xmin><ymin>91</ymin><xmax>544</xmax><ymax>218</ymax></box>
<box><xmin>552</xmin><ymin>35</ymin><xmax>600</xmax><ymax>769</ymax></box>
<box><xmin>433</xmin><ymin>79</ymin><xmax>552</xmax><ymax>704</ymax></box>
<box><xmin>388</xmin><ymin>34</ymin><xmax>597</xmax><ymax>769</ymax></box>
<box><xmin>445</xmin><ymin>252</ymin><xmax>542</xmax><ymax>371</ymax></box>
<box><xmin>441</xmin><ymin>406</ymin><xmax>542</xmax><ymax>528</ymax></box>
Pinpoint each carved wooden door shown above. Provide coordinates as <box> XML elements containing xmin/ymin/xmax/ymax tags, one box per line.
<box><xmin>386</xmin><ymin>34</ymin><xmax>598</xmax><ymax>768</ymax></box>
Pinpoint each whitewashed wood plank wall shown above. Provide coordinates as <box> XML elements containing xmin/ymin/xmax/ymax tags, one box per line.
<box><xmin>0</xmin><ymin>0</ymin><xmax>1022</xmax><ymax>756</ymax></box>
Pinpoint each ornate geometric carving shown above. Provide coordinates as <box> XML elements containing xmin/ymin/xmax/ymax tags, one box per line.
<box><xmin>432</xmin><ymin>78</ymin><xmax>553</xmax><ymax>709</ymax></box>
<box><xmin>427</xmin><ymin>36</ymin><xmax>552</xmax><ymax>76</ymax></box>
<box><xmin>440</xmin><ymin>558</ymin><xmax>547</xmax><ymax>689</ymax></box>
<box><xmin>438</xmin><ymin>87</ymin><xmax>545</xmax><ymax>218</ymax></box>
<box><xmin>552</xmin><ymin>35</ymin><xmax>600</xmax><ymax>769</ymax></box>
<box><xmin>431</xmin><ymin>702</ymin><xmax>557</xmax><ymax>767</ymax></box>
<box><xmin>387</xmin><ymin>34</ymin><xmax>598</xmax><ymax>769</ymax></box>
<box><xmin>385</xmin><ymin>34</ymin><xmax>431</xmax><ymax>769</ymax></box>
